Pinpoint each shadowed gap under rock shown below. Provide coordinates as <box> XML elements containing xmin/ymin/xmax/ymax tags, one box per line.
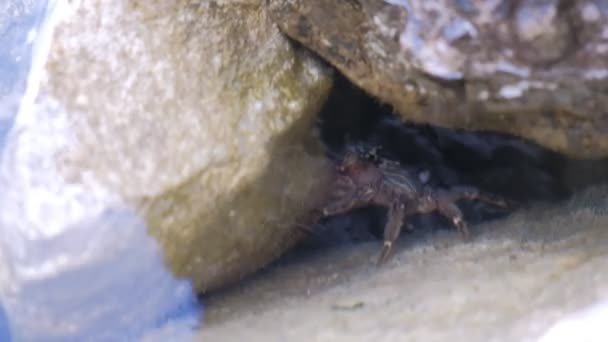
<box><xmin>292</xmin><ymin>72</ymin><xmax>608</xmax><ymax>251</ymax></box>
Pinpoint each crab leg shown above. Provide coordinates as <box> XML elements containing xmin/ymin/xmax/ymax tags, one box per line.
<box><xmin>321</xmin><ymin>185</ymin><xmax>376</xmax><ymax>217</ymax></box>
<box><xmin>447</xmin><ymin>186</ymin><xmax>507</xmax><ymax>207</ymax></box>
<box><xmin>377</xmin><ymin>202</ymin><xmax>406</xmax><ymax>265</ymax></box>
<box><xmin>436</xmin><ymin>200</ymin><xmax>470</xmax><ymax>240</ymax></box>
<box><xmin>296</xmin><ymin>184</ymin><xmax>377</xmax><ymax>241</ymax></box>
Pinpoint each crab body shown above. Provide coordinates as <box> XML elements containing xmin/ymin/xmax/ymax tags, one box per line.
<box><xmin>317</xmin><ymin>144</ymin><xmax>507</xmax><ymax>264</ymax></box>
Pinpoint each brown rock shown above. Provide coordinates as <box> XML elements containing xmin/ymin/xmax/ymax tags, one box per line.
<box><xmin>268</xmin><ymin>0</ymin><xmax>608</xmax><ymax>158</ymax></box>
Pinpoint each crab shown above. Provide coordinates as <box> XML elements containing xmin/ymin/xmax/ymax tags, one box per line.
<box><xmin>310</xmin><ymin>143</ymin><xmax>508</xmax><ymax>265</ymax></box>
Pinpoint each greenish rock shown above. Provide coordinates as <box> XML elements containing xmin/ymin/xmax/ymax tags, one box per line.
<box><xmin>2</xmin><ymin>0</ymin><xmax>333</xmax><ymax>297</ymax></box>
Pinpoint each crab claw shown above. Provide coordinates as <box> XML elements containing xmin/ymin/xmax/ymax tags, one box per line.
<box><xmin>377</xmin><ymin>241</ymin><xmax>394</xmax><ymax>266</ymax></box>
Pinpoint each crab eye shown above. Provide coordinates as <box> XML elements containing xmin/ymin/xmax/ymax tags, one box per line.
<box><xmin>361</xmin><ymin>146</ymin><xmax>379</xmax><ymax>161</ymax></box>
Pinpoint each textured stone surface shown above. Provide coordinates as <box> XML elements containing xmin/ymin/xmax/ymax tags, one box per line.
<box><xmin>0</xmin><ymin>0</ymin><xmax>332</xmax><ymax>339</ymax></box>
<box><xmin>268</xmin><ymin>0</ymin><xmax>608</xmax><ymax>158</ymax></box>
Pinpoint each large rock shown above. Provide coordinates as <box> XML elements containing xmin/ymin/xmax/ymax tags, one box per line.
<box><xmin>0</xmin><ymin>0</ymin><xmax>331</xmax><ymax>339</ymax></box>
<box><xmin>268</xmin><ymin>0</ymin><xmax>608</xmax><ymax>159</ymax></box>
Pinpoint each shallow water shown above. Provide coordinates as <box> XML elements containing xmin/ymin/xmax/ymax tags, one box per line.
<box><xmin>0</xmin><ymin>1</ymin><xmax>203</xmax><ymax>340</ymax></box>
<box><xmin>0</xmin><ymin>0</ymin><xmax>46</xmax><ymax>144</ymax></box>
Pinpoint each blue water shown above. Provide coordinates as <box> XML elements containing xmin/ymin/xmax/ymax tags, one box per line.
<box><xmin>0</xmin><ymin>0</ymin><xmax>48</xmax><ymax>147</ymax></box>
<box><xmin>3</xmin><ymin>208</ymin><xmax>202</xmax><ymax>341</ymax></box>
<box><xmin>0</xmin><ymin>1</ymin><xmax>203</xmax><ymax>340</ymax></box>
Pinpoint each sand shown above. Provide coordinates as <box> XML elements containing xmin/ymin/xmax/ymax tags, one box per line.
<box><xmin>197</xmin><ymin>185</ymin><xmax>608</xmax><ymax>342</ymax></box>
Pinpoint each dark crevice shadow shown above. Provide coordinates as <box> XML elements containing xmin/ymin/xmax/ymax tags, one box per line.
<box><xmin>294</xmin><ymin>72</ymin><xmax>608</xmax><ymax>252</ymax></box>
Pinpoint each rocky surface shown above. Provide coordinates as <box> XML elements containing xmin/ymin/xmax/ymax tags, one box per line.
<box><xmin>198</xmin><ymin>185</ymin><xmax>608</xmax><ymax>342</ymax></box>
<box><xmin>268</xmin><ymin>0</ymin><xmax>608</xmax><ymax>158</ymax></box>
<box><xmin>0</xmin><ymin>0</ymin><xmax>332</xmax><ymax>339</ymax></box>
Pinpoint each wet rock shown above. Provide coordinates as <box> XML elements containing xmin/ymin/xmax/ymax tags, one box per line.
<box><xmin>0</xmin><ymin>0</ymin><xmax>331</xmax><ymax>338</ymax></box>
<box><xmin>268</xmin><ymin>0</ymin><xmax>608</xmax><ymax>159</ymax></box>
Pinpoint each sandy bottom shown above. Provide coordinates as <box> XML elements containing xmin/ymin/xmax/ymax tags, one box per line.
<box><xmin>197</xmin><ymin>186</ymin><xmax>608</xmax><ymax>342</ymax></box>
